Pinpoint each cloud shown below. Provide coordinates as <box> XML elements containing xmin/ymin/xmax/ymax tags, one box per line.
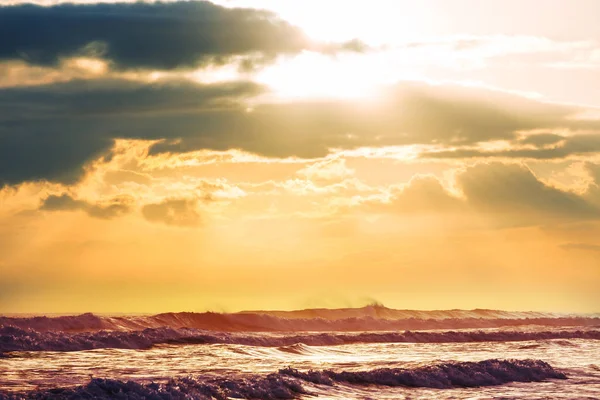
<box><xmin>2</xmin><ymin>79</ymin><xmax>600</xmax><ymax>187</ymax></box>
<box><xmin>365</xmin><ymin>175</ymin><xmax>463</xmax><ymax>214</ymax></box>
<box><xmin>40</xmin><ymin>193</ymin><xmax>86</xmax><ymax>211</ymax></box>
<box><xmin>362</xmin><ymin>162</ymin><xmax>600</xmax><ymax>225</ymax></box>
<box><xmin>296</xmin><ymin>158</ymin><xmax>355</xmax><ymax>183</ymax></box>
<box><xmin>40</xmin><ymin>193</ymin><xmax>132</xmax><ymax>219</ymax></box>
<box><xmin>0</xmin><ymin>1</ymin><xmax>310</xmax><ymax>70</ymax></box>
<box><xmin>457</xmin><ymin>163</ymin><xmax>599</xmax><ymax>221</ymax></box>
<box><xmin>585</xmin><ymin>162</ymin><xmax>600</xmax><ymax>184</ymax></box>
<box><xmin>0</xmin><ymin>130</ymin><xmax>113</xmax><ymax>188</ymax></box>
<box><xmin>0</xmin><ymin>79</ymin><xmax>262</xmax><ymax>187</ymax></box>
<box><xmin>0</xmin><ymin>78</ymin><xmax>263</xmax><ymax>118</ymax></box>
<box><xmin>519</xmin><ymin>133</ymin><xmax>566</xmax><ymax>147</ymax></box>
<box><xmin>0</xmin><ymin>1</ymin><xmax>367</xmax><ymax>71</ymax></box>
<box><xmin>583</xmin><ymin>162</ymin><xmax>600</xmax><ymax>205</ymax></box>
<box><xmin>421</xmin><ymin>133</ymin><xmax>600</xmax><ymax>160</ymax></box>
<box><xmin>142</xmin><ymin>198</ymin><xmax>201</xmax><ymax>227</ymax></box>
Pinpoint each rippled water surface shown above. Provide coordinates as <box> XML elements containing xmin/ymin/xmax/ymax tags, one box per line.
<box><xmin>2</xmin><ymin>335</ymin><xmax>599</xmax><ymax>399</ymax></box>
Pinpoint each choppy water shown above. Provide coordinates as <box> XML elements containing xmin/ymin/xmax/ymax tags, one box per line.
<box><xmin>1</xmin><ymin>308</ymin><xmax>599</xmax><ymax>399</ymax></box>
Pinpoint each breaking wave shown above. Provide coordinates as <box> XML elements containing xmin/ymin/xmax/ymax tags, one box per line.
<box><xmin>0</xmin><ymin>359</ymin><xmax>566</xmax><ymax>399</ymax></box>
<box><xmin>277</xmin><ymin>343</ymin><xmax>314</xmax><ymax>355</ymax></box>
<box><xmin>279</xmin><ymin>359</ymin><xmax>567</xmax><ymax>388</ymax></box>
<box><xmin>2</xmin><ymin>325</ymin><xmax>599</xmax><ymax>353</ymax></box>
<box><xmin>1</xmin><ymin>305</ymin><xmax>598</xmax><ymax>333</ymax></box>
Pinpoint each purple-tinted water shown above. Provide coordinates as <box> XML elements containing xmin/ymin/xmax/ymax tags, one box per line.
<box><xmin>1</xmin><ymin>309</ymin><xmax>599</xmax><ymax>399</ymax></box>
<box><xmin>1</xmin><ymin>333</ymin><xmax>599</xmax><ymax>399</ymax></box>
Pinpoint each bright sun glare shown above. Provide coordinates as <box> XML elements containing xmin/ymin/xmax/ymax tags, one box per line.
<box><xmin>255</xmin><ymin>52</ymin><xmax>396</xmax><ymax>99</ymax></box>
<box><xmin>210</xmin><ymin>0</ymin><xmax>427</xmax><ymax>99</ymax></box>
<box><xmin>219</xmin><ymin>0</ymin><xmax>423</xmax><ymax>44</ymax></box>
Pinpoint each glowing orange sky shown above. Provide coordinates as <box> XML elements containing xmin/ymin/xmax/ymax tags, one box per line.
<box><xmin>0</xmin><ymin>0</ymin><xmax>599</xmax><ymax>313</ymax></box>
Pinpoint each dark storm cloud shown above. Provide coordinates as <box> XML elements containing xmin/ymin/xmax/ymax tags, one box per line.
<box><xmin>142</xmin><ymin>198</ymin><xmax>201</xmax><ymax>227</ymax></box>
<box><xmin>0</xmin><ymin>130</ymin><xmax>113</xmax><ymax>187</ymax></box>
<box><xmin>2</xmin><ymin>79</ymin><xmax>600</xmax><ymax>187</ymax></box>
<box><xmin>40</xmin><ymin>193</ymin><xmax>132</xmax><ymax>219</ymax></box>
<box><xmin>0</xmin><ymin>1</ymin><xmax>312</xmax><ymax>70</ymax></box>
<box><xmin>0</xmin><ymin>78</ymin><xmax>264</xmax><ymax>119</ymax></box>
<box><xmin>0</xmin><ymin>79</ymin><xmax>262</xmax><ymax>187</ymax></box>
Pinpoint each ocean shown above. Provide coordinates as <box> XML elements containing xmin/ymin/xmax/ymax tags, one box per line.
<box><xmin>1</xmin><ymin>306</ymin><xmax>599</xmax><ymax>399</ymax></box>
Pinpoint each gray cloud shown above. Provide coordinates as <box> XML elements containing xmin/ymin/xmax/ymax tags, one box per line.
<box><xmin>0</xmin><ymin>78</ymin><xmax>264</xmax><ymax>119</ymax></box>
<box><xmin>457</xmin><ymin>163</ymin><xmax>599</xmax><ymax>221</ymax></box>
<box><xmin>41</xmin><ymin>194</ymin><xmax>87</xmax><ymax>211</ymax></box>
<box><xmin>0</xmin><ymin>1</ymin><xmax>310</xmax><ymax>70</ymax></box>
<box><xmin>0</xmin><ymin>79</ymin><xmax>262</xmax><ymax>187</ymax></box>
<box><xmin>519</xmin><ymin>133</ymin><xmax>566</xmax><ymax>147</ymax></box>
<box><xmin>142</xmin><ymin>198</ymin><xmax>201</xmax><ymax>227</ymax></box>
<box><xmin>40</xmin><ymin>193</ymin><xmax>132</xmax><ymax>219</ymax></box>
<box><xmin>365</xmin><ymin>163</ymin><xmax>600</xmax><ymax>226</ymax></box>
<box><xmin>0</xmin><ymin>131</ymin><xmax>113</xmax><ymax>187</ymax></box>
<box><xmin>421</xmin><ymin>134</ymin><xmax>600</xmax><ymax>160</ymax></box>
<box><xmin>2</xmin><ymin>80</ymin><xmax>599</xmax><ymax>187</ymax></box>
<box><xmin>0</xmin><ymin>1</ymin><xmax>367</xmax><ymax>71</ymax></box>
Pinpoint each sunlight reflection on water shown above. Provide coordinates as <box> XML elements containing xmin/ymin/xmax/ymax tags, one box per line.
<box><xmin>1</xmin><ymin>337</ymin><xmax>599</xmax><ymax>399</ymax></box>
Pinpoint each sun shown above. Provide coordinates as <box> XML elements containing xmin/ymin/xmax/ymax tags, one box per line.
<box><xmin>211</xmin><ymin>0</ymin><xmax>426</xmax><ymax>99</ymax></box>
<box><xmin>255</xmin><ymin>52</ymin><xmax>391</xmax><ymax>99</ymax></box>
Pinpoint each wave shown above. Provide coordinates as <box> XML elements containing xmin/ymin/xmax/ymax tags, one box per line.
<box><xmin>238</xmin><ymin>305</ymin><xmax>569</xmax><ymax>320</ymax></box>
<box><xmin>277</xmin><ymin>343</ymin><xmax>315</xmax><ymax>355</ymax></box>
<box><xmin>279</xmin><ymin>359</ymin><xmax>567</xmax><ymax>388</ymax></box>
<box><xmin>1</xmin><ymin>306</ymin><xmax>598</xmax><ymax>333</ymax></box>
<box><xmin>2</xmin><ymin>325</ymin><xmax>599</xmax><ymax>353</ymax></box>
<box><xmin>0</xmin><ymin>359</ymin><xmax>566</xmax><ymax>399</ymax></box>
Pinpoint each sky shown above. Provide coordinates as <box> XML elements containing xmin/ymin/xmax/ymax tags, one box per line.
<box><xmin>1</xmin><ymin>0</ymin><xmax>599</xmax><ymax>314</ymax></box>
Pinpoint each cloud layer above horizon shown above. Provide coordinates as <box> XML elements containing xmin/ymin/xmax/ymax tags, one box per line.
<box><xmin>1</xmin><ymin>0</ymin><xmax>599</xmax><ymax>314</ymax></box>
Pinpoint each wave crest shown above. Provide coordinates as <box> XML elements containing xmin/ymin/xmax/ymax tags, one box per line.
<box><xmin>280</xmin><ymin>359</ymin><xmax>566</xmax><ymax>389</ymax></box>
<box><xmin>0</xmin><ymin>359</ymin><xmax>566</xmax><ymax>399</ymax></box>
<box><xmin>2</xmin><ymin>325</ymin><xmax>599</xmax><ymax>353</ymax></box>
<box><xmin>2</xmin><ymin>306</ymin><xmax>598</xmax><ymax>333</ymax></box>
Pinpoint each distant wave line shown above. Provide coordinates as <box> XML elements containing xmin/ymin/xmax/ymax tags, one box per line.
<box><xmin>1</xmin><ymin>325</ymin><xmax>600</xmax><ymax>353</ymax></box>
<box><xmin>1</xmin><ymin>306</ymin><xmax>599</xmax><ymax>333</ymax></box>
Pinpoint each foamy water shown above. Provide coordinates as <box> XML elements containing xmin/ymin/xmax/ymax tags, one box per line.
<box><xmin>1</xmin><ymin>308</ymin><xmax>599</xmax><ymax>399</ymax></box>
